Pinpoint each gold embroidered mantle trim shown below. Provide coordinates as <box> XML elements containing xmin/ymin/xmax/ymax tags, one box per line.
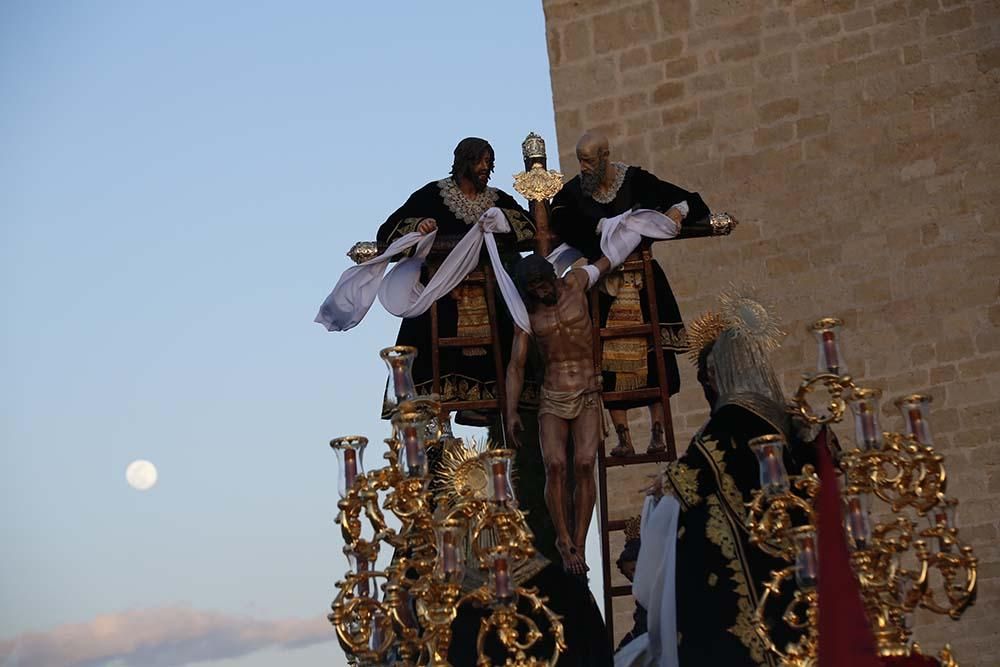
<box><xmin>383</xmin><ymin>375</ymin><xmax>498</xmax><ymax>415</ymax></box>
<box><xmin>663</xmin><ymin>460</ymin><xmax>702</xmax><ymax>511</ymax></box>
<box><xmin>699</xmin><ymin>430</ymin><xmax>777</xmax><ymax>665</ymax></box>
<box><xmin>437</xmin><ymin>178</ymin><xmax>499</xmax><ymax>225</ymax></box>
<box><xmin>696</xmin><ymin>435</ymin><xmax>751</xmax><ymax>537</ymax></box>
<box><xmin>425</xmin><ymin>374</ymin><xmax>496</xmax><ymax>404</ymax></box>
<box><xmin>660</xmin><ymin>324</ymin><xmax>687</xmax><ymax>352</ymax></box>
<box><xmin>499</xmin><ymin>207</ymin><xmax>535</xmax><ymax>243</ymax></box>
<box><xmin>383</xmin><ymin>216</ymin><xmax>425</xmax><ymax>252</ymax></box>
<box><xmin>705</xmin><ymin>495</ymin><xmax>773</xmax><ymax>666</ymax></box>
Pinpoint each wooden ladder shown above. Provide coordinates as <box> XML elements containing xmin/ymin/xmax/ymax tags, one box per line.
<box><xmin>427</xmin><ymin>265</ymin><xmax>508</xmax><ymax>427</ymax></box>
<box><xmin>590</xmin><ymin>240</ymin><xmax>678</xmax><ymax>645</ymax></box>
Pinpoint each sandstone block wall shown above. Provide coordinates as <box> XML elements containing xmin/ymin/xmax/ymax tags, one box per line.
<box><xmin>543</xmin><ymin>0</ymin><xmax>1000</xmax><ymax>659</ymax></box>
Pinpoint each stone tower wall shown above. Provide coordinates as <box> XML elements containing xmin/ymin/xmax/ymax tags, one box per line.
<box><xmin>543</xmin><ymin>0</ymin><xmax>1000</xmax><ymax>659</ymax></box>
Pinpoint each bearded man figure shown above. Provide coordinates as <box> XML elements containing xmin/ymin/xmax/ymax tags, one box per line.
<box><xmin>375</xmin><ymin>137</ymin><xmax>535</xmax><ymax>424</ymax></box>
<box><xmin>550</xmin><ymin>131</ymin><xmax>712</xmax><ymax>456</ymax></box>
<box><xmin>504</xmin><ymin>253</ymin><xmax>612</xmax><ymax>575</ymax></box>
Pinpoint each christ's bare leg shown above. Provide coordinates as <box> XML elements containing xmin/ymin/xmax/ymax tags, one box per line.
<box><xmin>540</xmin><ymin>413</ymin><xmax>586</xmax><ymax>575</ymax></box>
<box><xmin>570</xmin><ymin>400</ymin><xmax>602</xmax><ymax>567</ymax></box>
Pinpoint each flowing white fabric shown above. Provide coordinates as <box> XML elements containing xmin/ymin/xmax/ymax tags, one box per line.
<box><xmin>597</xmin><ymin>205</ymin><xmax>685</xmax><ymax>269</ymax></box>
<box><xmin>314</xmin><ymin>208</ymin><xmax>531</xmax><ymax>334</ymax></box>
<box><xmin>314</xmin><ymin>231</ymin><xmax>436</xmax><ymax>331</ymax></box>
<box><xmin>545</xmin><ymin>242</ymin><xmax>584</xmax><ymax>277</ymax></box>
<box><xmin>613</xmin><ymin>494</ymin><xmax>681</xmax><ymax>667</ymax></box>
<box><xmin>478</xmin><ymin>209</ymin><xmax>531</xmax><ymax>335</ymax></box>
<box><xmin>314</xmin><ymin>201</ymin><xmax>681</xmax><ymax>336</ymax></box>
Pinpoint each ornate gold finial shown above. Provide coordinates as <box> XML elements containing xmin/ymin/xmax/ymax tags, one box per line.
<box><xmin>718</xmin><ymin>285</ymin><xmax>785</xmax><ymax>352</ymax></box>
<box><xmin>522</xmin><ymin>132</ymin><xmax>546</xmax><ymax>160</ymax></box>
<box><xmin>513</xmin><ymin>165</ymin><xmax>565</xmax><ymax>201</ymax></box>
<box><xmin>514</xmin><ymin>133</ymin><xmax>564</xmax><ymax>201</ymax></box>
<box><xmin>709</xmin><ymin>212</ymin><xmax>739</xmax><ymax>235</ymax></box>
<box><xmin>685</xmin><ymin>310</ymin><xmax>728</xmax><ymax>364</ymax></box>
<box><xmin>624</xmin><ymin>515</ymin><xmax>642</xmax><ymax>541</ymax></box>
<box><xmin>346</xmin><ymin>240</ymin><xmax>378</xmax><ymax>264</ymax></box>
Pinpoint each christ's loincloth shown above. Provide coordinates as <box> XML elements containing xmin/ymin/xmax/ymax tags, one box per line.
<box><xmin>538</xmin><ymin>384</ymin><xmax>602</xmax><ymax>421</ymax></box>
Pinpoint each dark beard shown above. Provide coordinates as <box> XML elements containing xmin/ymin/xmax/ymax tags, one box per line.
<box><xmin>580</xmin><ymin>160</ymin><xmax>607</xmax><ymax>196</ymax></box>
<box><xmin>524</xmin><ymin>290</ymin><xmax>558</xmax><ymax>310</ymax></box>
<box><xmin>464</xmin><ymin>166</ymin><xmax>489</xmax><ymax>193</ymax></box>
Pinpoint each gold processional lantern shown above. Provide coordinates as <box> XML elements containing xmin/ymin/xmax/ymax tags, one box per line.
<box><xmin>327</xmin><ymin>345</ymin><xmax>565</xmax><ymax>667</ymax></box>
<box><xmin>747</xmin><ymin>320</ymin><xmax>977</xmax><ymax>667</ymax></box>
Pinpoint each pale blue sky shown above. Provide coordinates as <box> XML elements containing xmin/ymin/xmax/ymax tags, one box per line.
<box><xmin>0</xmin><ymin>2</ymin><xmax>565</xmax><ymax>665</ymax></box>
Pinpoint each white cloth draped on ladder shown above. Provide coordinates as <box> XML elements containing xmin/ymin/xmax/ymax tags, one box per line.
<box><xmin>613</xmin><ymin>494</ymin><xmax>681</xmax><ymax>667</ymax></box>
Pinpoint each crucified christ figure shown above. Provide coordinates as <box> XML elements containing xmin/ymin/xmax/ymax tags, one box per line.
<box><xmin>505</xmin><ymin>253</ymin><xmax>612</xmax><ymax>576</ymax></box>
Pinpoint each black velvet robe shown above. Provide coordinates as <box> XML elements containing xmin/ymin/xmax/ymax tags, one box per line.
<box><xmin>550</xmin><ymin>167</ymin><xmax>710</xmax><ymax>408</ymax></box>
<box><xmin>375</xmin><ymin>179</ymin><xmax>534</xmax><ymax>423</ymax></box>
<box><xmin>661</xmin><ymin>394</ymin><xmax>820</xmax><ymax>666</ymax></box>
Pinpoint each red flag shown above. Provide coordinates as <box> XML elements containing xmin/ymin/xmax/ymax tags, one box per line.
<box><xmin>816</xmin><ymin>429</ymin><xmax>883</xmax><ymax>667</ymax></box>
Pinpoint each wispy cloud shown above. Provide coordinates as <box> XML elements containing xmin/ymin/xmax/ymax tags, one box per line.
<box><xmin>0</xmin><ymin>606</ymin><xmax>335</xmax><ymax>667</ymax></box>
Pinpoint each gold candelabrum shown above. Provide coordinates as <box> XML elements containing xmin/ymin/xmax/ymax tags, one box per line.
<box><xmin>746</xmin><ymin>318</ymin><xmax>977</xmax><ymax>667</ymax></box>
<box><xmin>327</xmin><ymin>345</ymin><xmax>565</xmax><ymax>667</ymax></box>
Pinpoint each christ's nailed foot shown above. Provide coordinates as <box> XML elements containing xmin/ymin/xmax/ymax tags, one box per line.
<box><xmin>557</xmin><ymin>540</ymin><xmax>589</xmax><ymax>576</ymax></box>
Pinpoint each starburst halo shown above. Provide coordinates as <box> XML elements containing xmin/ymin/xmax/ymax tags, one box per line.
<box><xmin>685</xmin><ymin>310</ymin><xmax>728</xmax><ymax>364</ymax></box>
<box><xmin>717</xmin><ymin>284</ymin><xmax>785</xmax><ymax>351</ymax></box>
<box><xmin>433</xmin><ymin>437</ymin><xmax>516</xmax><ymax>508</ymax></box>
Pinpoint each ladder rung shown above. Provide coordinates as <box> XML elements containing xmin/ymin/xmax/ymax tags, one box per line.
<box><xmin>604</xmin><ymin>451</ymin><xmax>673</xmax><ymax>468</ymax></box>
<box><xmin>438</xmin><ymin>336</ymin><xmax>494</xmax><ymax>347</ymax></box>
<box><xmin>438</xmin><ymin>399</ymin><xmax>500</xmax><ymax>411</ymax></box>
<box><xmin>620</xmin><ymin>259</ymin><xmax>645</xmax><ymax>271</ymax></box>
<box><xmin>610</xmin><ymin>584</ymin><xmax>632</xmax><ymax>597</ymax></box>
<box><xmin>600</xmin><ymin>324</ymin><xmax>656</xmax><ymax>338</ymax></box>
<box><xmin>460</xmin><ymin>274</ymin><xmax>487</xmax><ymax>283</ymax></box>
<box><xmin>600</xmin><ymin>387</ymin><xmax>662</xmax><ymax>403</ymax></box>
<box><xmin>606</xmin><ymin>519</ymin><xmax>627</xmax><ymax>532</ymax></box>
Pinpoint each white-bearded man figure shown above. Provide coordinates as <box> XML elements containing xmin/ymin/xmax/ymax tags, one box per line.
<box><xmin>551</xmin><ymin>131</ymin><xmax>713</xmax><ymax>456</ymax></box>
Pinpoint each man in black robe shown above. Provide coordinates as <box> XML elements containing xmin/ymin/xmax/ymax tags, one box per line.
<box><xmin>375</xmin><ymin>137</ymin><xmax>535</xmax><ymax>424</ymax></box>
<box><xmin>550</xmin><ymin>131</ymin><xmax>711</xmax><ymax>455</ymax></box>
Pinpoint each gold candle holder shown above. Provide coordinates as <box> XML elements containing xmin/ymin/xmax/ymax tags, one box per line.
<box><xmin>748</xmin><ymin>318</ymin><xmax>977</xmax><ymax>665</ymax></box>
<box><xmin>327</xmin><ymin>348</ymin><xmax>564</xmax><ymax>666</ymax></box>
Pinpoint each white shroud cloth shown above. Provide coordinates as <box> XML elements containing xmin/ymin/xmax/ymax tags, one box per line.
<box><xmin>314</xmin><ymin>230</ymin><xmax>433</xmax><ymax>332</ymax></box>
<box><xmin>314</xmin><ymin>207</ymin><xmax>530</xmax><ymax>334</ymax></box>
<box><xmin>315</xmin><ymin>204</ymin><xmax>686</xmax><ymax>336</ymax></box>
<box><xmin>596</xmin><ymin>205</ymin><xmax>685</xmax><ymax>268</ymax></box>
<box><xmin>613</xmin><ymin>494</ymin><xmax>681</xmax><ymax>667</ymax></box>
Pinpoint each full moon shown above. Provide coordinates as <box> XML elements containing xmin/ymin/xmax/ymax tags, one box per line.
<box><xmin>126</xmin><ymin>460</ymin><xmax>158</xmax><ymax>491</ymax></box>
